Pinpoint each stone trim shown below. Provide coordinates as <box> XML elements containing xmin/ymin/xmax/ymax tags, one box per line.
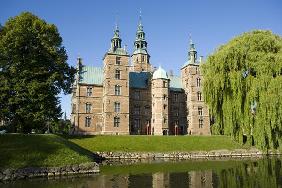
<box><xmin>0</xmin><ymin>162</ymin><xmax>99</xmax><ymax>182</ymax></box>
<box><xmin>95</xmin><ymin>149</ymin><xmax>281</xmax><ymax>160</ymax></box>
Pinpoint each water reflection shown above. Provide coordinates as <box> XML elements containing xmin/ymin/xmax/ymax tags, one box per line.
<box><xmin>1</xmin><ymin>157</ymin><xmax>282</xmax><ymax>188</ymax></box>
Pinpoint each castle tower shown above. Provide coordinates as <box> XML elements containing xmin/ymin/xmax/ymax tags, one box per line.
<box><xmin>151</xmin><ymin>67</ymin><xmax>170</xmax><ymax>135</ymax></box>
<box><xmin>181</xmin><ymin>38</ymin><xmax>210</xmax><ymax>135</ymax></box>
<box><xmin>102</xmin><ymin>24</ymin><xmax>130</xmax><ymax>135</ymax></box>
<box><xmin>131</xmin><ymin>13</ymin><xmax>151</xmax><ymax>72</ymax></box>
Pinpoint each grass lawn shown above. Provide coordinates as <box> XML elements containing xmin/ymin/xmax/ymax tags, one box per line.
<box><xmin>0</xmin><ymin>134</ymin><xmax>93</xmax><ymax>169</ymax></box>
<box><xmin>68</xmin><ymin>135</ymin><xmax>245</xmax><ymax>152</ymax></box>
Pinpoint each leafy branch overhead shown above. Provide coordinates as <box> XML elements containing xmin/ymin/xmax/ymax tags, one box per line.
<box><xmin>0</xmin><ymin>12</ymin><xmax>76</xmax><ymax>133</ymax></box>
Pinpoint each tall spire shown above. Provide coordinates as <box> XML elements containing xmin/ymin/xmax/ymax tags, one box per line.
<box><xmin>188</xmin><ymin>35</ymin><xmax>197</xmax><ymax>63</ymax></box>
<box><xmin>111</xmin><ymin>21</ymin><xmax>122</xmax><ymax>50</ymax></box>
<box><xmin>138</xmin><ymin>8</ymin><xmax>142</xmax><ymax>29</ymax></box>
<box><xmin>134</xmin><ymin>9</ymin><xmax>147</xmax><ymax>53</ymax></box>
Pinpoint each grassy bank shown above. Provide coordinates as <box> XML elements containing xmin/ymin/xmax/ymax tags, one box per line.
<box><xmin>0</xmin><ymin>134</ymin><xmax>93</xmax><ymax>169</ymax></box>
<box><xmin>68</xmin><ymin>135</ymin><xmax>245</xmax><ymax>152</ymax></box>
<box><xmin>0</xmin><ymin>134</ymin><xmax>248</xmax><ymax>169</ymax></box>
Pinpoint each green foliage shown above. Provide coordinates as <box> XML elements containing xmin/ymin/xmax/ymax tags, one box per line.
<box><xmin>50</xmin><ymin>119</ymin><xmax>72</xmax><ymax>134</ymax></box>
<box><xmin>202</xmin><ymin>30</ymin><xmax>282</xmax><ymax>150</ymax></box>
<box><xmin>0</xmin><ymin>134</ymin><xmax>93</xmax><ymax>169</ymax></box>
<box><xmin>67</xmin><ymin>135</ymin><xmax>244</xmax><ymax>152</ymax></box>
<box><xmin>0</xmin><ymin>12</ymin><xmax>76</xmax><ymax>133</ymax></box>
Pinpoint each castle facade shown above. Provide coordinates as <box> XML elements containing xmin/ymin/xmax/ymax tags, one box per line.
<box><xmin>70</xmin><ymin>20</ymin><xmax>210</xmax><ymax>135</ymax></box>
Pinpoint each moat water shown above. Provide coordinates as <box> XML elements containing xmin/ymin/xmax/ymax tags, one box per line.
<box><xmin>2</xmin><ymin>157</ymin><xmax>282</xmax><ymax>188</ymax></box>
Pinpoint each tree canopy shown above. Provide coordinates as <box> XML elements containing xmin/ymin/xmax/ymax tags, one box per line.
<box><xmin>202</xmin><ymin>30</ymin><xmax>282</xmax><ymax>150</ymax></box>
<box><xmin>0</xmin><ymin>12</ymin><xmax>76</xmax><ymax>133</ymax></box>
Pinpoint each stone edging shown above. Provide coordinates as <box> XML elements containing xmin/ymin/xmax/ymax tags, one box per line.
<box><xmin>0</xmin><ymin>162</ymin><xmax>99</xmax><ymax>182</ymax></box>
<box><xmin>95</xmin><ymin>149</ymin><xmax>281</xmax><ymax>159</ymax></box>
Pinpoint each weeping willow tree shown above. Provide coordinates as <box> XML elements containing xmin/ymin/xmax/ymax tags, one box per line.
<box><xmin>202</xmin><ymin>30</ymin><xmax>282</xmax><ymax>150</ymax></box>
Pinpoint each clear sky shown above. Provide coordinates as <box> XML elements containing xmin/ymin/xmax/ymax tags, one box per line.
<box><xmin>1</xmin><ymin>0</ymin><xmax>281</xmax><ymax>118</ymax></box>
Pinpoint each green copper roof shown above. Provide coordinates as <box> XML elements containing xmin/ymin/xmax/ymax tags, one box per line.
<box><xmin>129</xmin><ymin>72</ymin><xmax>151</xmax><ymax>88</ymax></box>
<box><xmin>79</xmin><ymin>66</ymin><xmax>183</xmax><ymax>91</ymax></box>
<box><xmin>79</xmin><ymin>66</ymin><xmax>103</xmax><ymax>85</ymax></box>
<box><xmin>168</xmin><ymin>75</ymin><xmax>183</xmax><ymax>91</ymax></box>
<box><xmin>182</xmin><ymin>60</ymin><xmax>200</xmax><ymax>68</ymax></box>
<box><xmin>107</xmin><ymin>48</ymin><xmax>128</xmax><ymax>55</ymax></box>
<box><xmin>133</xmin><ymin>48</ymin><xmax>148</xmax><ymax>55</ymax></box>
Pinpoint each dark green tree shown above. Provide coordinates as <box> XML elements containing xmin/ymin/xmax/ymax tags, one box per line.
<box><xmin>202</xmin><ymin>30</ymin><xmax>282</xmax><ymax>150</ymax></box>
<box><xmin>0</xmin><ymin>12</ymin><xmax>76</xmax><ymax>133</ymax></box>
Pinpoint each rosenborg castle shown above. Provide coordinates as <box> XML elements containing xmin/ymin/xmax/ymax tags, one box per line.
<box><xmin>70</xmin><ymin>20</ymin><xmax>210</xmax><ymax>135</ymax></box>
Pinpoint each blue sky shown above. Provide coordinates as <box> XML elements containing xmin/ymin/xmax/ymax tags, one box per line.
<box><xmin>1</xmin><ymin>0</ymin><xmax>281</xmax><ymax>118</ymax></box>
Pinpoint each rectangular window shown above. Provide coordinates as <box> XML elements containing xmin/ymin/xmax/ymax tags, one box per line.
<box><xmin>141</xmin><ymin>55</ymin><xmax>145</xmax><ymax>62</ymax></box>
<box><xmin>85</xmin><ymin>117</ymin><xmax>91</xmax><ymax>127</ymax></box>
<box><xmin>85</xmin><ymin>103</ymin><xmax>92</xmax><ymax>113</ymax></box>
<box><xmin>174</xmin><ymin>93</ymin><xmax>178</xmax><ymax>102</ymax></box>
<box><xmin>87</xmin><ymin>87</ymin><xmax>92</xmax><ymax>96</ymax></box>
<box><xmin>198</xmin><ymin>107</ymin><xmax>203</xmax><ymax>116</ymax></box>
<box><xmin>134</xmin><ymin>119</ymin><xmax>141</xmax><ymax>129</ymax></box>
<box><xmin>134</xmin><ymin>91</ymin><xmax>140</xmax><ymax>100</ymax></box>
<box><xmin>114</xmin><ymin>117</ymin><xmax>120</xmax><ymax>127</ymax></box>
<box><xmin>115</xmin><ymin>85</ymin><xmax>121</xmax><ymax>95</ymax></box>
<box><xmin>163</xmin><ymin>94</ymin><xmax>166</xmax><ymax>100</ymax></box>
<box><xmin>175</xmin><ymin>109</ymin><xmax>179</xmax><ymax>117</ymax></box>
<box><xmin>115</xmin><ymin>69</ymin><xmax>121</xmax><ymax>79</ymax></box>
<box><xmin>114</xmin><ymin>102</ymin><xmax>120</xmax><ymax>112</ymax></box>
<box><xmin>197</xmin><ymin>92</ymin><xmax>202</xmax><ymax>101</ymax></box>
<box><xmin>116</xmin><ymin>57</ymin><xmax>121</xmax><ymax>65</ymax></box>
<box><xmin>163</xmin><ymin>81</ymin><xmax>166</xmax><ymax>88</ymax></box>
<box><xmin>199</xmin><ymin>119</ymin><xmax>203</xmax><ymax>128</ymax></box>
<box><xmin>134</xmin><ymin>105</ymin><xmax>141</xmax><ymax>115</ymax></box>
<box><xmin>196</xmin><ymin>78</ymin><xmax>201</xmax><ymax>87</ymax></box>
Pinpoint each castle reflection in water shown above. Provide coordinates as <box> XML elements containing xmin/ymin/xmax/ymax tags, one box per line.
<box><xmin>77</xmin><ymin>170</ymin><xmax>213</xmax><ymax>188</ymax></box>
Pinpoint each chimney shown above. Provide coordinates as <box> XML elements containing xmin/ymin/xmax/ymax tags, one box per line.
<box><xmin>199</xmin><ymin>56</ymin><xmax>204</xmax><ymax>63</ymax></box>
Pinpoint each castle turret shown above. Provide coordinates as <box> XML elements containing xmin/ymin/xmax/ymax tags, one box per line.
<box><xmin>102</xmin><ymin>24</ymin><xmax>130</xmax><ymax>135</ymax></box>
<box><xmin>131</xmin><ymin>12</ymin><xmax>151</xmax><ymax>72</ymax></box>
<box><xmin>151</xmin><ymin>66</ymin><xmax>169</xmax><ymax>135</ymax></box>
<box><xmin>181</xmin><ymin>38</ymin><xmax>210</xmax><ymax>135</ymax></box>
<box><xmin>71</xmin><ymin>57</ymin><xmax>83</xmax><ymax>133</ymax></box>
